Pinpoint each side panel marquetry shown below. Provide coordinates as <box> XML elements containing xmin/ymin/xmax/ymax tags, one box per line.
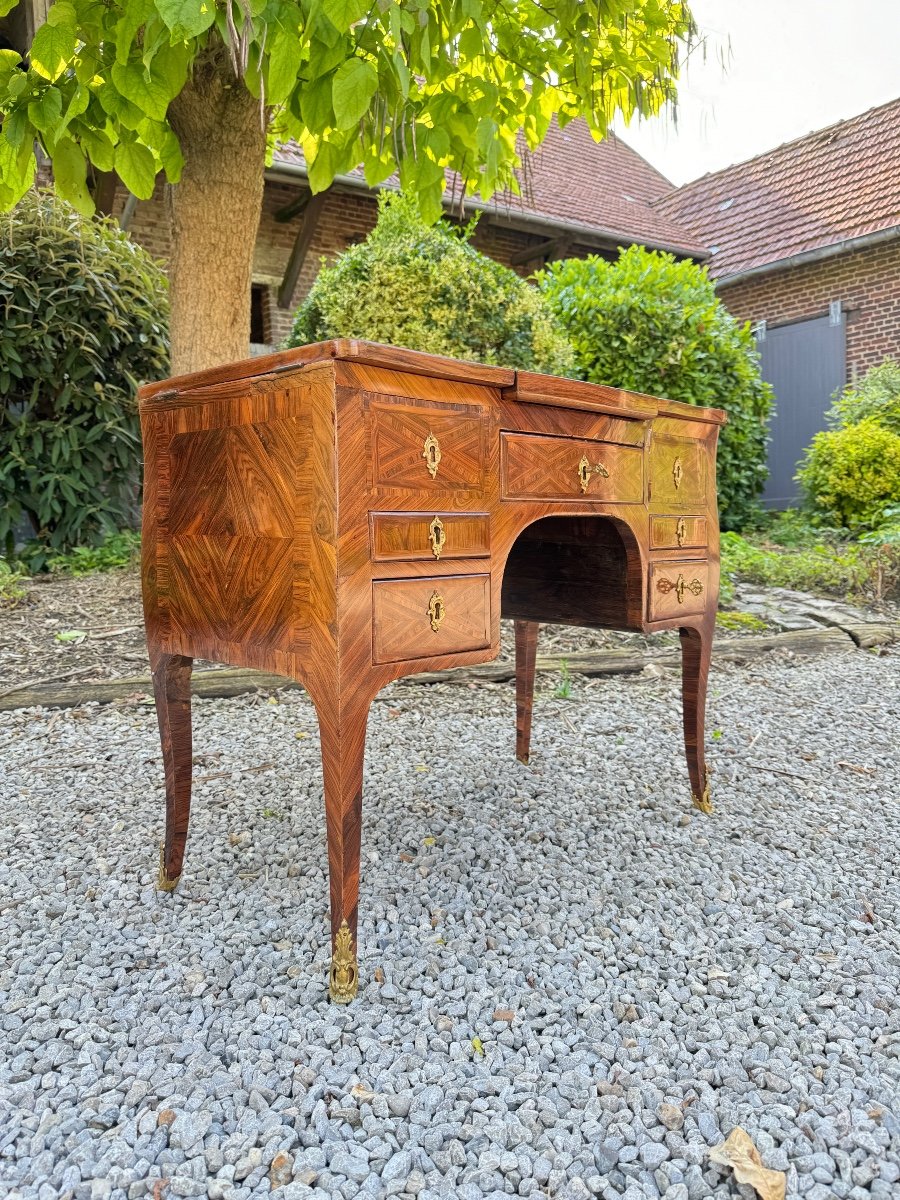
<box><xmin>501</xmin><ymin>433</ymin><xmax>643</xmax><ymax>502</ymax></box>
<box><xmin>372</xmin><ymin>574</ymin><xmax>491</xmax><ymax>663</ymax></box>
<box><xmin>370</xmin><ymin>512</ymin><xmax>490</xmax><ymax>562</ymax></box>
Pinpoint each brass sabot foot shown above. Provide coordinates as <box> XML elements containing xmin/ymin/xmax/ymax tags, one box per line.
<box><xmin>157</xmin><ymin>844</ymin><xmax>181</xmax><ymax>893</ymax></box>
<box><xmin>691</xmin><ymin>769</ymin><xmax>713</xmax><ymax>815</ymax></box>
<box><xmin>329</xmin><ymin>920</ymin><xmax>359</xmax><ymax>1004</ymax></box>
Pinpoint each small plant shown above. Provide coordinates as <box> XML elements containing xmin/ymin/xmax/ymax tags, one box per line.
<box><xmin>0</xmin><ymin>558</ymin><xmax>27</xmax><ymax>607</ymax></box>
<box><xmin>554</xmin><ymin>659</ymin><xmax>572</xmax><ymax>700</ymax></box>
<box><xmin>796</xmin><ymin>418</ymin><xmax>900</xmax><ymax>535</ymax></box>
<box><xmin>44</xmin><ymin>530</ymin><xmax>141</xmax><ymax>576</ymax></box>
<box><xmin>719</xmin><ymin>530</ymin><xmax>896</xmax><ymax>601</ymax></box>
<box><xmin>288</xmin><ymin>191</ymin><xmax>575</xmax><ymax>376</ymax></box>
<box><xmin>828</xmin><ymin>359</ymin><xmax>900</xmax><ymax>434</ymax></box>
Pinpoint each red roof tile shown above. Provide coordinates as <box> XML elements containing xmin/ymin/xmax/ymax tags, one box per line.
<box><xmin>271</xmin><ymin>119</ymin><xmax>709</xmax><ymax>257</ymax></box>
<box><xmin>654</xmin><ymin>97</ymin><xmax>900</xmax><ymax>280</ymax></box>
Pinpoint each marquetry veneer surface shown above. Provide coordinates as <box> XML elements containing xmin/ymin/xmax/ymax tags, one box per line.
<box><xmin>140</xmin><ymin>339</ymin><xmax>726</xmax><ymax>1003</ymax></box>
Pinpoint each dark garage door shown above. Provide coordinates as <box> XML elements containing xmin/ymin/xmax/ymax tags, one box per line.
<box><xmin>756</xmin><ymin>310</ymin><xmax>846</xmax><ymax>508</ymax></box>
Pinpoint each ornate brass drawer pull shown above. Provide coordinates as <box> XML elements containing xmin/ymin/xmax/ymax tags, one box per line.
<box><xmin>672</xmin><ymin>457</ymin><xmax>684</xmax><ymax>490</ymax></box>
<box><xmin>676</xmin><ymin>516</ymin><xmax>687</xmax><ymax>547</ymax></box>
<box><xmin>423</xmin><ymin>432</ymin><xmax>441</xmax><ymax>479</ymax></box>
<box><xmin>657</xmin><ymin>572</ymin><xmax>703</xmax><ymax>605</ymax></box>
<box><xmin>428</xmin><ymin>515</ymin><xmax>446</xmax><ymax>559</ymax></box>
<box><xmin>427</xmin><ymin>591</ymin><xmax>445</xmax><ymax>632</ymax></box>
<box><xmin>577</xmin><ymin>455</ymin><xmax>610</xmax><ymax>494</ymax></box>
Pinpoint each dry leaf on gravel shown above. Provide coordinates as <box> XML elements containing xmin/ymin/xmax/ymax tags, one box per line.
<box><xmin>709</xmin><ymin>1127</ymin><xmax>786</xmax><ymax>1200</ymax></box>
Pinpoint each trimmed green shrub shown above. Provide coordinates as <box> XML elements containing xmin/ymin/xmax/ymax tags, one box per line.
<box><xmin>539</xmin><ymin>246</ymin><xmax>773</xmax><ymax>530</ymax></box>
<box><xmin>287</xmin><ymin>192</ymin><xmax>575</xmax><ymax>375</ymax></box>
<box><xmin>796</xmin><ymin>418</ymin><xmax>900</xmax><ymax>535</ymax></box>
<box><xmin>828</xmin><ymin>358</ymin><xmax>900</xmax><ymax>433</ymax></box>
<box><xmin>1</xmin><ymin>191</ymin><xmax>168</xmax><ymax>565</ymax></box>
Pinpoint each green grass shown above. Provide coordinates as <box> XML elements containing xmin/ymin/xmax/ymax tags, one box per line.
<box><xmin>715</xmin><ymin>610</ymin><xmax>768</xmax><ymax>633</ymax></box>
<box><xmin>554</xmin><ymin>658</ymin><xmax>572</xmax><ymax>699</ymax></box>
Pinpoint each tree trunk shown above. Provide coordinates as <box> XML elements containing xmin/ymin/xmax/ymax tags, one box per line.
<box><xmin>166</xmin><ymin>47</ymin><xmax>267</xmax><ymax>376</ymax></box>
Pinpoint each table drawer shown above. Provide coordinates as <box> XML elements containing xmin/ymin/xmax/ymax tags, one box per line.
<box><xmin>501</xmin><ymin>433</ymin><xmax>643</xmax><ymax>502</ymax></box>
<box><xmin>648</xmin><ymin>560</ymin><xmax>710</xmax><ymax>621</ymax></box>
<box><xmin>649</xmin><ymin>436</ymin><xmax>707</xmax><ymax>507</ymax></box>
<box><xmin>373</xmin><ymin>574</ymin><xmax>491</xmax><ymax>663</ymax></box>
<box><xmin>650</xmin><ymin>514</ymin><xmax>708</xmax><ymax>550</ymax></box>
<box><xmin>370</xmin><ymin>512</ymin><xmax>490</xmax><ymax>563</ymax></box>
<box><xmin>368</xmin><ymin>398</ymin><xmax>488</xmax><ymax>494</ymax></box>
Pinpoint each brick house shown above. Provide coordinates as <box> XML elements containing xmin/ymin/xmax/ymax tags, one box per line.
<box><xmin>655</xmin><ymin>98</ymin><xmax>900</xmax><ymax>505</ymax></box>
<box><xmin>114</xmin><ymin>118</ymin><xmax>708</xmax><ymax>348</ymax></box>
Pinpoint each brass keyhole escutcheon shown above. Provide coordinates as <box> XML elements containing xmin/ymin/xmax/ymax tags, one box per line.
<box><xmin>428</xmin><ymin>515</ymin><xmax>446</xmax><ymax>560</ymax></box>
<box><xmin>676</xmin><ymin>517</ymin><xmax>687</xmax><ymax>547</ymax></box>
<box><xmin>577</xmin><ymin>456</ymin><xmax>608</xmax><ymax>494</ymax></box>
<box><xmin>423</xmin><ymin>433</ymin><xmax>441</xmax><ymax>479</ymax></box>
<box><xmin>672</xmin><ymin>457</ymin><xmax>684</xmax><ymax>490</ymax></box>
<box><xmin>656</xmin><ymin>572</ymin><xmax>704</xmax><ymax>605</ymax></box>
<box><xmin>427</xmin><ymin>591</ymin><xmax>445</xmax><ymax>632</ymax></box>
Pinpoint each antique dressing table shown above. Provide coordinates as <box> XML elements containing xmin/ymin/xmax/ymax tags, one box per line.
<box><xmin>140</xmin><ymin>340</ymin><xmax>726</xmax><ymax>1003</ymax></box>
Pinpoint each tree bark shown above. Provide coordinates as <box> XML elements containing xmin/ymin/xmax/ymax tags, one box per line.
<box><xmin>166</xmin><ymin>46</ymin><xmax>267</xmax><ymax>376</ymax></box>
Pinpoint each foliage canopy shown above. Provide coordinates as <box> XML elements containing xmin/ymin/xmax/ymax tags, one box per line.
<box><xmin>538</xmin><ymin>245</ymin><xmax>773</xmax><ymax>530</ymax></box>
<box><xmin>287</xmin><ymin>191</ymin><xmax>575</xmax><ymax>374</ymax></box>
<box><xmin>0</xmin><ymin>0</ymin><xmax>696</xmax><ymax>220</ymax></box>
<box><xmin>0</xmin><ymin>190</ymin><xmax>169</xmax><ymax>562</ymax></box>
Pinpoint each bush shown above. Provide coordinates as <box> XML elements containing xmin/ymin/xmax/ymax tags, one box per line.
<box><xmin>828</xmin><ymin>359</ymin><xmax>900</xmax><ymax>433</ymax></box>
<box><xmin>796</xmin><ymin>418</ymin><xmax>900</xmax><ymax>535</ymax></box>
<box><xmin>0</xmin><ymin>191</ymin><xmax>168</xmax><ymax>566</ymax></box>
<box><xmin>287</xmin><ymin>192</ymin><xmax>575</xmax><ymax>375</ymax></box>
<box><xmin>539</xmin><ymin>246</ymin><xmax>773</xmax><ymax>530</ymax></box>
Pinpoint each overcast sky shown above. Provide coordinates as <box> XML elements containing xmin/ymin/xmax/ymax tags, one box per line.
<box><xmin>612</xmin><ymin>0</ymin><xmax>900</xmax><ymax>185</ymax></box>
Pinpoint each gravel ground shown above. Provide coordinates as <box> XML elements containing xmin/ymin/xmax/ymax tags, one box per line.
<box><xmin>1</xmin><ymin>645</ymin><xmax>899</xmax><ymax>1200</ymax></box>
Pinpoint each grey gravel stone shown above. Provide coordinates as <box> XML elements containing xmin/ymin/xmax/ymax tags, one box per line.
<box><xmin>1</xmin><ymin>644</ymin><xmax>898</xmax><ymax>1200</ymax></box>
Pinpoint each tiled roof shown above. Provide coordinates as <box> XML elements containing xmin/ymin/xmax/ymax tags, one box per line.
<box><xmin>271</xmin><ymin>119</ymin><xmax>709</xmax><ymax>257</ymax></box>
<box><xmin>654</xmin><ymin>97</ymin><xmax>900</xmax><ymax>280</ymax></box>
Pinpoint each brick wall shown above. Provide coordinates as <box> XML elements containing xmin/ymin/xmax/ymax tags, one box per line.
<box><xmin>718</xmin><ymin>239</ymin><xmax>900</xmax><ymax>383</ymax></box>
<box><xmin>114</xmin><ymin>179</ymin><xmax>602</xmax><ymax>347</ymax></box>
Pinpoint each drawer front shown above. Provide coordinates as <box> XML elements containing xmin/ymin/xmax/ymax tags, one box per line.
<box><xmin>370</xmin><ymin>512</ymin><xmax>490</xmax><ymax>563</ymax></box>
<box><xmin>369</xmin><ymin>399</ymin><xmax>487</xmax><ymax>494</ymax></box>
<box><xmin>373</xmin><ymin>574</ymin><xmax>491</xmax><ymax>663</ymax></box>
<box><xmin>650</xmin><ymin>436</ymin><xmax>707</xmax><ymax>507</ymax></box>
<box><xmin>650</xmin><ymin>514</ymin><xmax>708</xmax><ymax>550</ymax></box>
<box><xmin>501</xmin><ymin>433</ymin><xmax>643</xmax><ymax>502</ymax></box>
<box><xmin>648</xmin><ymin>560</ymin><xmax>710</xmax><ymax>621</ymax></box>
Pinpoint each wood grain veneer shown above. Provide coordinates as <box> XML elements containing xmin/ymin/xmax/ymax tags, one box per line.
<box><xmin>140</xmin><ymin>339</ymin><xmax>726</xmax><ymax>1002</ymax></box>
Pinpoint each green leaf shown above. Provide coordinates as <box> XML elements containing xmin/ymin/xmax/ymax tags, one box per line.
<box><xmin>3</xmin><ymin>107</ymin><xmax>29</xmax><ymax>148</ymax></box>
<box><xmin>111</xmin><ymin>61</ymin><xmax>170</xmax><ymax>122</ymax></box>
<box><xmin>51</xmin><ymin>136</ymin><xmax>93</xmax><ymax>215</ymax></box>
<box><xmin>0</xmin><ymin>48</ymin><xmax>22</xmax><ymax>88</ymax></box>
<box><xmin>77</xmin><ymin>124</ymin><xmax>116</xmax><ymax>172</ymax></box>
<box><xmin>0</xmin><ymin>136</ymin><xmax>35</xmax><ymax>209</ymax></box>
<box><xmin>30</xmin><ymin>22</ymin><xmax>77</xmax><ymax>83</ymax></box>
<box><xmin>155</xmin><ymin>0</ymin><xmax>215</xmax><ymax>41</ymax></box>
<box><xmin>28</xmin><ymin>86</ymin><xmax>65</xmax><ymax>141</ymax></box>
<box><xmin>267</xmin><ymin>26</ymin><xmax>302</xmax><ymax>106</ymax></box>
<box><xmin>321</xmin><ymin>0</ymin><xmax>368</xmax><ymax>34</ymax></box>
<box><xmin>61</xmin><ymin>83</ymin><xmax>90</xmax><ymax>130</ymax></box>
<box><xmin>158</xmin><ymin>126</ymin><xmax>184</xmax><ymax>182</ymax></box>
<box><xmin>299</xmin><ymin>73</ymin><xmax>333</xmax><ymax>131</ymax></box>
<box><xmin>331</xmin><ymin>57</ymin><xmax>376</xmax><ymax>129</ymax></box>
<box><xmin>114</xmin><ymin>0</ymin><xmax>156</xmax><ymax>65</ymax></box>
<box><xmin>114</xmin><ymin>139</ymin><xmax>156</xmax><ymax>197</ymax></box>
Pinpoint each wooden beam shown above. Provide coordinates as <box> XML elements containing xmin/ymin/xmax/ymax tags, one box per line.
<box><xmin>278</xmin><ymin>189</ymin><xmax>328</xmax><ymax>309</ymax></box>
<box><xmin>275</xmin><ymin>190</ymin><xmax>311</xmax><ymax>223</ymax></box>
<box><xmin>509</xmin><ymin>235</ymin><xmax>572</xmax><ymax>267</ymax></box>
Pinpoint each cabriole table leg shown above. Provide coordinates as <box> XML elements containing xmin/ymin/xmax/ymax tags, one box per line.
<box><xmin>514</xmin><ymin>620</ymin><xmax>539</xmax><ymax>765</ymax></box>
<box><xmin>149</xmin><ymin>650</ymin><xmax>194</xmax><ymax>890</ymax></box>
<box><xmin>679</xmin><ymin>622</ymin><xmax>714</xmax><ymax>813</ymax></box>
